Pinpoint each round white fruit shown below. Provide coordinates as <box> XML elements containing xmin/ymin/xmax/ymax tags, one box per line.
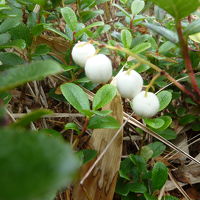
<box><xmin>85</xmin><ymin>54</ymin><xmax>113</xmax><ymax>84</ymax></box>
<box><xmin>71</xmin><ymin>41</ymin><xmax>96</xmax><ymax>67</ymax></box>
<box><xmin>116</xmin><ymin>70</ymin><xmax>143</xmax><ymax>99</ymax></box>
<box><xmin>131</xmin><ymin>91</ymin><xmax>160</xmax><ymax>118</ymax></box>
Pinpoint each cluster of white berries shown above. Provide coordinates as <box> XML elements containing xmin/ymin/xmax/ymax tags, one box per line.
<box><xmin>72</xmin><ymin>41</ymin><xmax>160</xmax><ymax>118</ymax></box>
<box><xmin>72</xmin><ymin>41</ymin><xmax>112</xmax><ymax>84</ymax></box>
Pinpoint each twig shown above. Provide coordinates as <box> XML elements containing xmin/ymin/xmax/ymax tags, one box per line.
<box><xmin>176</xmin><ymin>20</ymin><xmax>200</xmax><ymax>97</ymax></box>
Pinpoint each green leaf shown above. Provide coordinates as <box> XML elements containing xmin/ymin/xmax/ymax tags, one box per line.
<box><xmin>184</xmin><ymin>19</ymin><xmax>200</xmax><ymax>36</ymax></box>
<box><xmin>0</xmin><ymin>128</ymin><xmax>79</xmax><ymax>200</ymax></box>
<box><xmin>143</xmin><ymin>23</ymin><xmax>179</xmax><ymax>44</ymax></box>
<box><xmin>93</xmin><ymin>84</ymin><xmax>117</xmax><ymax>110</ymax></box>
<box><xmin>75</xmin><ymin>21</ymin><xmax>104</xmax><ymax>38</ymax></box>
<box><xmin>150</xmin><ymin>0</ymin><xmax>200</xmax><ymax>20</ymax></box>
<box><xmin>156</xmin><ymin>128</ymin><xmax>177</xmax><ymax>140</ymax></box>
<box><xmin>0</xmin><ymin>39</ymin><xmax>26</xmax><ymax>49</ymax></box>
<box><xmin>61</xmin><ymin>83</ymin><xmax>90</xmax><ymax>114</ymax></box>
<box><xmin>11</xmin><ymin>109</ymin><xmax>53</xmax><ymax>128</ymax></box>
<box><xmin>129</xmin><ymin>183</ymin><xmax>147</xmax><ymax>193</ymax></box>
<box><xmin>61</xmin><ymin>7</ymin><xmax>77</xmax><ymax>32</ymax></box>
<box><xmin>144</xmin><ymin>118</ymin><xmax>165</xmax><ymax>129</ymax></box>
<box><xmin>0</xmin><ymin>52</ymin><xmax>24</xmax><ymax>65</ymax></box>
<box><xmin>152</xmin><ymin>162</ymin><xmax>168</xmax><ymax>190</ymax></box>
<box><xmin>0</xmin><ymin>17</ymin><xmax>21</xmax><ymax>33</ymax></box>
<box><xmin>113</xmin><ymin>3</ymin><xmax>131</xmax><ymax>18</ymax></box>
<box><xmin>131</xmin><ymin>42</ymin><xmax>151</xmax><ymax>54</ymax></box>
<box><xmin>88</xmin><ymin>115</ymin><xmax>120</xmax><ymax>129</ymax></box>
<box><xmin>121</xmin><ymin>29</ymin><xmax>132</xmax><ymax>48</ymax></box>
<box><xmin>162</xmin><ymin>195</ymin><xmax>179</xmax><ymax>200</ymax></box>
<box><xmin>0</xmin><ymin>60</ymin><xmax>63</xmax><ymax>92</ymax></box>
<box><xmin>33</xmin><ymin>44</ymin><xmax>51</xmax><ymax>56</ymax></box>
<box><xmin>9</xmin><ymin>23</ymin><xmax>32</xmax><ymax>46</ymax></box>
<box><xmin>144</xmin><ymin>193</ymin><xmax>157</xmax><ymax>200</ymax></box>
<box><xmin>140</xmin><ymin>146</ymin><xmax>153</xmax><ymax>161</ymax></box>
<box><xmin>131</xmin><ymin>0</ymin><xmax>145</xmax><ymax>15</ymax></box>
<box><xmin>78</xmin><ymin>149</ymin><xmax>97</xmax><ymax>164</ymax></box>
<box><xmin>92</xmin><ymin>110</ymin><xmax>112</xmax><ymax>117</ymax></box>
<box><xmin>157</xmin><ymin>90</ymin><xmax>172</xmax><ymax>111</ymax></box>
<box><xmin>79</xmin><ymin>10</ymin><xmax>104</xmax><ymax>23</ymax></box>
<box><xmin>158</xmin><ymin>116</ymin><xmax>172</xmax><ymax>130</ymax></box>
<box><xmin>64</xmin><ymin>122</ymin><xmax>80</xmax><ymax>134</ymax></box>
<box><xmin>44</xmin><ymin>25</ymin><xmax>71</xmax><ymax>40</ymax></box>
<box><xmin>159</xmin><ymin>41</ymin><xmax>176</xmax><ymax>54</ymax></box>
<box><xmin>0</xmin><ymin>33</ymin><xmax>11</xmax><ymax>45</ymax></box>
<box><xmin>148</xmin><ymin>142</ymin><xmax>166</xmax><ymax>158</ymax></box>
<box><xmin>179</xmin><ymin>114</ymin><xmax>196</xmax><ymax>125</ymax></box>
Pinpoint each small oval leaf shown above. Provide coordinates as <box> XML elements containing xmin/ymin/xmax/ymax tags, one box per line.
<box><xmin>157</xmin><ymin>90</ymin><xmax>172</xmax><ymax>111</ymax></box>
<box><xmin>93</xmin><ymin>84</ymin><xmax>117</xmax><ymax>110</ymax></box>
<box><xmin>61</xmin><ymin>83</ymin><xmax>90</xmax><ymax>114</ymax></box>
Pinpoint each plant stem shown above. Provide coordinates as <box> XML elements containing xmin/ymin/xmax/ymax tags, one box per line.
<box><xmin>176</xmin><ymin>20</ymin><xmax>200</xmax><ymax>97</ymax></box>
<box><xmin>145</xmin><ymin>73</ymin><xmax>160</xmax><ymax>95</ymax></box>
<box><xmin>91</xmin><ymin>40</ymin><xmax>199</xmax><ymax>104</ymax></box>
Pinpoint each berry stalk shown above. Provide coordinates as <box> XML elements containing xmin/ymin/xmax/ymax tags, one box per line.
<box><xmin>91</xmin><ymin>40</ymin><xmax>199</xmax><ymax>104</ymax></box>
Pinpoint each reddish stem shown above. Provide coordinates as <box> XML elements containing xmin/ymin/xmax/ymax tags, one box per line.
<box><xmin>176</xmin><ymin>20</ymin><xmax>200</xmax><ymax>97</ymax></box>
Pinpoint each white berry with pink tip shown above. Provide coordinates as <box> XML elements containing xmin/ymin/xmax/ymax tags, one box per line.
<box><xmin>71</xmin><ymin>41</ymin><xmax>96</xmax><ymax>67</ymax></box>
<box><xmin>116</xmin><ymin>70</ymin><xmax>143</xmax><ymax>99</ymax></box>
<box><xmin>85</xmin><ymin>54</ymin><xmax>113</xmax><ymax>84</ymax></box>
<box><xmin>131</xmin><ymin>91</ymin><xmax>160</xmax><ymax>118</ymax></box>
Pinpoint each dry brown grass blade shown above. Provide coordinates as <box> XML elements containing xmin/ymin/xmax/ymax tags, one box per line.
<box><xmin>72</xmin><ymin>94</ymin><xmax>124</xmax><ymax>200</ymax></box>
<box><xmin>83</xmin><ymin>87</ymin><xmax>200</xmax><ymax>165</ymax></box>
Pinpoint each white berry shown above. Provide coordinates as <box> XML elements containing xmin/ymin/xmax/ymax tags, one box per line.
<box><xmin>131</xmin><ymin>91</ymin><xmax>160</xmax><ymax>118</ymax></box>
<box><xmin>85</xmin><ymin>54</ymin><xmax>113</xmax><ymax>84</ymax></box>
<box><xmin>71</xmin><ymin>41</ymin><xmax>96</xmax><ymax>67</ymax></box>
<box><xmin>116</xmin><ymin>70</ymin><xmax>143</xmax><ymax>99</ymax></box>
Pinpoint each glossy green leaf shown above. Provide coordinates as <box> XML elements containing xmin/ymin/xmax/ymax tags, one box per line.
<box><xmin>44</xmin><ymin>25</ymin><xmax>71</xmax><ymax>40</ymax></box>
<box><xmin>143</xmin><ymin>23</ymin><xmax>179</xmax><ymax>44</ymax></box>
<box><xmin>131</xmin><ymin>0</ymin><xmax>145</xmax><ymax>15</ymax></box>
<box><xmin>131</xmin><ymin>42</ymin><xmax>151</xmax><ymax>54</ymax></box>
<box><xmin>75</xmin><ymin>21</ymin><xmax>104</xmax><ymax>38</ymax></box>
<box><xmin>152</xmin><ymin>162</ymin><xmax>168</xmax><ymax>190</ymax></box>
<box><xmin>0</xmin><ymin>60</ymin><xmax>63</xmax><ymax>92</ymax></box>
<box><xmin>0</xmin><ymin>17</ymin><xmax>21</xmax><ymax>33</ymax></box>
<box><xmin>0</xmin><ymin>33</ymin><xmax>10</xmax><ymax>45</ymax></box>
<box><xmin>148</xmin><ymin>142</ymin><xmax>166</xmax><ymax>158</ymax></box>
<box><xmin>88</xmin><ymin>115</ymin><xmax>120</xmax><ymax>129</ymax></box>
<box><xmin>184</xmin><ymin>19</ymin><xmax>200</xmax><ymax>36</ymax></box>
<box><xmin>150</xmin><ymin>0</ymin><xmax>200</xmax><ymax>20</ymax></box>
<box><xmin>121</xmin><ymin>29</ymin><xmax>132</xmax><ymax>48</ymax></box>
<box><xmin>0</xmin><ymin>39</ymin><xmax>26</xmax><ymax>49</ymax></box>
<box><xmin>11</xmin><ymin>109</ymin><xmax>53</xmax><ymax>128</ymax></box>
<box><xmin>140</xmin><ymin>146</ymin><xmax>153</xmax><ymax>161</ymax></box>
<box><xmin>158</xmin><ymin>116</ymin><xmax>172</xmax><ymax>130</ymax></box>
<box><xmin>33</xmin><ymin>44</ymin><xmax>51</xmax><ymax>56</ymax></box>
<box><xmin>93</xmin><ymin>84</ymin><xmax>117</xmax><ymax>110</ymax></box>
<box><xmin>9</xmin><ymin>23</ymin><xmax>32</xmax><ymax>46</ymax></box>
<box><xmin>144</xmin><ymin>118</ymin><xmax>165</xmax><ymax>129</ymax></box>
<box><xmin>64</xmin><ymin>122</ymin><xmax>80</xmax><ymax>134</ymax></box>
<box><xmin>0</xmin><ymin>128</ymin><xmax>79</xmax><ymax>200</ymax></box>
<box><xmin>0</xmin><ymin>52</ymin><xmax>24</xmax><ymax>65</ymax></box>
<box><xmin>157</xmin><ymin>90</ymin><xmax>172</xmax><ymax>111</ymax></box>
<box><xmin>61</xmin><ymin>7</ymin><xmax>77</xmax><ymax>31</ymax></box>
<box><xmin>113</xmin><ymin>3</ymin><xmax>131</xmax><ymax>18</ymax></box>
<box><xmin>61</xmin><ymin>83</ymin><xmax>90</xmax><ymax>114</ymax></box>
<box><xmin>79</xmin><ymin>10</ymin><xmax>104</xmax><ymax>23</ymax></box>
<box><xmin>156</xmin><ymin>128</ymin><xmax>177</xmax><ymax>140</ymax></box>
<box><xmin>92</xmin><ymin>110</ymin><xmax>112</xmax><ymax>117</ymax></box>
<box><xmin>162</xmin><ymin>195</ymin><xmax>179</xmax><ymax>200</ymax></box>
<box><xmin>129</xmin><ymin>183</ymin><xmax>147</xmax><ymax>193</ymax></box>
<box><xmin>78</xmin><ymin>149</ymin><xmax>97</xmax><ymax>164</ymax></box>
